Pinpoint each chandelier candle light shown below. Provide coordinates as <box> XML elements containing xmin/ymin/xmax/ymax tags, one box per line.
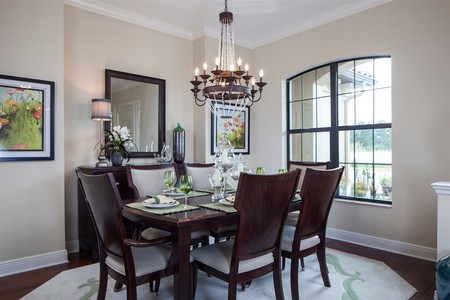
<box><xmin>190</xmin><ymin>0</ymin><xmax>267</xmax><ymax>119</ymax></box>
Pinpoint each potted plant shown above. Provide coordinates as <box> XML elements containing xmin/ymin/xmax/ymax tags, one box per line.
<box><xmin>380</xmin><ymin>176</ymin><xmax>392</xmax><ymax>196</ymax></box>
<box><xmin>101</xmin><ymin>125</ymin><xmax>135</xmax><ymax>166</ymax></box>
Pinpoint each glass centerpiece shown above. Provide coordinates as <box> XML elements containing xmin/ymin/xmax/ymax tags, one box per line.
<box><xmin>214</xmin><ymin>132</ymin><xmax>235</xmax><ymax>198</ymax></box>
<box><xmin>230</xmin><ymin>153</ymin><xmax>250</xmax><ymax>182</ymax></box>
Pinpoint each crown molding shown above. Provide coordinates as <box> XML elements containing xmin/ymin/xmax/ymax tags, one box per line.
<box><xmin>65</xmin><ymin>0</ymin><xmax>193</xmax><ymax>41</ymax></box>
<box><xmin>65</xmin><ymin>0</ymin><xmax>391</xmax><ymax>49</ymax></box>
<box><xmin>249</xmin><ymin>0</ymin><xmax>392</xmax><ymax>49</ymax></box>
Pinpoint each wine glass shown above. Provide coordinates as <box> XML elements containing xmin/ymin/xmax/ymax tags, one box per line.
<box><xmin>163</xmin><ymin>170</ymin><xmax>176</xmax><ymax>193</ymax></box>
<box><xmin>179</xmin><ymin>175</ymin><xmax>193</xmax><ymax>208</ymax></box>
<box><xmin>256</xmin><ymin>167</ymin><xmax>265</xmax><ymax>175</ymax></box>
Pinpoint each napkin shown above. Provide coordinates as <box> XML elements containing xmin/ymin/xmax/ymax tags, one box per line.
<box><xmin>144</xmin><ymin>195</ymin><xmax>177</xmax><ymax>205</ymax></box>
<box><xmin>163</xmin><ymin>188</ymin><xmax>180</xmax><ymax>194</ymax></box>
<box><xmin>226</xmin><ymin>195</ymin><xmax>235</xmax><ymax>204</ymax></box>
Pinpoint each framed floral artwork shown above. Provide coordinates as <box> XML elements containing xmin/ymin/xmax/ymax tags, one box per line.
<box><xmin>0</xmin><ymin>74</ymin><xmax>55</xmax><ymax>161</ymax></box>
<box><xmin>211</xmin><ymin>102</ymin><xmax>250</xmax><ymax>155</ymax></box>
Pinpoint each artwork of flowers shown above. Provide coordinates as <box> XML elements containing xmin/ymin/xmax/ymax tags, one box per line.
<box><xmin>211</xmin><ymin>103</ymin><xmax>250</xmax><ymax>154</ymax></box>
<box><xmin>0</xmin><ymin>87</ymin><xmax>43</xmax><ymax>150</ymax></box>
<box><xmin>0</xmin><ymin>75</ymin><xmax>54</xmax><ymax>161</ymax></box>
<box><xmin>217</xmin><ymin>114</ymin><xmax>245</xmax><ymax>149</ymax></box>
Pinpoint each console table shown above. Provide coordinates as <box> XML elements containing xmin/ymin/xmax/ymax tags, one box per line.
<box><xmin>77</xmin><ymin>165</ymin><xmax>134</xmax><ymax>260</ymax></box>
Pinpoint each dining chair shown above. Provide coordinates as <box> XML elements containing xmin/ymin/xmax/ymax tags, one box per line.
<box><xmin>281</xmin><ymin>166</ymin><xmax>344</xmax><ymax>300</ymax></box>
<box><xmin>191</xmin><ymin>169</ymin><xmax>301</xmax><ymax>300</ymax></box>
<box><xmin>285</xmin><ymin>161</ymin><xmax>333</xmax><ymax>271</ymax></box>
<box><xmin>182</xmin><ymin>162</ymin><xmax>215</xmax><ymax>190</ymax></box>
<box><xmin>182</xmin><ymin>162</ymin><xmax>237</xmax><ymax>243</ymax></box>
<box><xmin>126</xmin><ymin>164</ymin><xmax>210</xmax><ymax>248</ymax></box>
<box><xmin>285</xmin><ymin>161</ymin><xmax>331</xmax><ymax>227</ymax></box>
<box><xmin>76</xmin><ymin>171</ymin><xmax>174</xmax><ymax>300</ymax></box>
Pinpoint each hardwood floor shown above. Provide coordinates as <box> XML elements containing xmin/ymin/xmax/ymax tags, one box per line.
<box><xmin>0</xmin><ymin>239</ymin><xmax>436</xmax><ymax>300</ymax></box>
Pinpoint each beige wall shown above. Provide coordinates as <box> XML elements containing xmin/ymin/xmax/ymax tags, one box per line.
<box><xmin>0</xmin><ymin>0</ymin><xmax>66</xmax><ymax>264</ymax></box>
<box><xmin>249</xmin><ymin>0</ymin><xmax>450</xmax><ymax>253</ymax></box>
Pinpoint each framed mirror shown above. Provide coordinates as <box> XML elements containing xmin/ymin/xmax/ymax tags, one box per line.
<box><xmin>105</xmin><ymin>69</ymin><xmax>166</xmax><ymax>158</ymax></box>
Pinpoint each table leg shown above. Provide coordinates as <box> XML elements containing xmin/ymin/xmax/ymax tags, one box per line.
<box><xmin>172</xmin><ymin>225</ymin><xmax>192</xmax><ymax>300</ymax></box>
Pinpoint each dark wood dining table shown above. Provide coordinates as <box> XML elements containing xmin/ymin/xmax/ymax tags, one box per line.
<box><xmin>122</xmin><ymin>194</ymin><xmax>302</xmax><ymax>300</ymax></box>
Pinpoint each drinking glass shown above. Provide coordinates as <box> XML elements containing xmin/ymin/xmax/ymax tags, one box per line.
<box><xmin>209</xmin><ymin>166</ymin><xmax>223</xmax><ymax>201</ymax></box>
<box><xmin>163</xmin><ymin>170</ymin><xmax>176</xmax><ymax>193</ymax></box>
<box><xmin>278</xmin><ymin>168</ymin><xmax>288</xmax><ymax>174</ymax></box>
<box><xmin>179</xmin><ymin>175</ymin><xmax>193</xmax><ymax>207</ymax></box>
<box><xmin>256</xmin><ymin>167</ymin><xmax>265</xmax><ymax>175</ymax></box>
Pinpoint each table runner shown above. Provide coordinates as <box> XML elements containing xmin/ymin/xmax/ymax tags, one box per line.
<box><xmin>126</xmin><ymin>202</ymin><xmax>200</xmax><ymax>215</ymax></box>
<box><xmin>198</xmin><ymin>202</ymin><xmax>237</xmax><ymax>213</ymax></box>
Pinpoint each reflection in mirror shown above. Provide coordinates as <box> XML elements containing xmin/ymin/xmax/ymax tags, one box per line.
<box><xmin>105</xmin><ymin>69</ymin><xmax>165</xmax><ymax>158</ymax></box>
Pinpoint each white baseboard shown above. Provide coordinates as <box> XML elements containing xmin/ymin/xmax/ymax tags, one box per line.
<box><xmin>0</xmin><ymin>231</ymin><xmax>436</xmax><ymax>278</ymax></box>
<box><xmin>327</xmin><ymin>227</ymin><xmax>437</xmax><ymax>262</ymax></box>
<box><xmin>0</xmin><ymin>250</ymin><xmax>68</xmax><ymax>277</ymax></box>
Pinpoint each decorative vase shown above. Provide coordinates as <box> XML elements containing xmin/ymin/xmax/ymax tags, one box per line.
<box><xmin>111</xmin><ymin>151</ymin><xmax>124</xmax><ymax>167</ymax></box>
<box><xmin>436</xmin><ymin>254</ymin><xmax>450</xmax><ymax>300</ymax></box>
<box><xmin>173</xmin><ymin>123</ymin><xmax>185</xmax><ymax>163</ymax></box>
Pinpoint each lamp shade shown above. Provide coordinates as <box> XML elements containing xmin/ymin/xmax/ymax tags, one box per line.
<box><xmin>91</xmin><ymin>98</ymin><xmax>112</xmax><ymax>121</ymax></box>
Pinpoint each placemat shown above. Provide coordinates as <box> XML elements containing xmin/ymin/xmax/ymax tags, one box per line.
<box><xmin>126</xmin><ymin>202</ymin><xmax>200</xmax><ymax>215</ymax></box>
<box><xmin>198</xmin><ymin>202</ymin><xmax>237</xmax><ymax>213</ymax></box>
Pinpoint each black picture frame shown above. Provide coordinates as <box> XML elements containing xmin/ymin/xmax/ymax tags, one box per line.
<box><xmin>0</xmin><ymin>74</ymin><xmax>55</xmax><ymax>161</ymax></box>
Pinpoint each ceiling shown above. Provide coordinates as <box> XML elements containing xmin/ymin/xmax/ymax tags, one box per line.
<box><xmin>66</xmin><ymin>0</ymin><xmax>390</xmax><ymax>49</ymax></box>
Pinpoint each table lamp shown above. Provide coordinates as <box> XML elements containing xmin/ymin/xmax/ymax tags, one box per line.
<box><xmin>91</xmin><ymin>98</ymin><xmax>112</xmax><ymax>167</ymax></box>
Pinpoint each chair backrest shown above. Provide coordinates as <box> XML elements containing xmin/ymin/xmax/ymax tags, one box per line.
<box><xmin>126</xmin><ymin>164</ymin><xmax>176</xmax><ymax>198</ymax></box>
<box><xmin>296</xmin><ymin>167</ymin><xmax>344</xmax><ymax>239</ymax></box>
<box><xmin>288</xmin><ymin>161</ymin><xmax>331</xmax><ymax>191</ymax></box>
<box><xmin>232</xmin><ymin>169</ymin><xmax>301</xmax><ymax>262</ymax></box>
<box><xmin>184</xmin><ymin>163</ymin><xmax>215</xmax><ymax>190</ymax></box>
<box><xmin>77</xmin><ymin>171</ymin><xmax>126</xmax><ymax>259</ymax></box>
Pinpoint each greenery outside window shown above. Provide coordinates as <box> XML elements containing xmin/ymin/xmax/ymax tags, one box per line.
<box><xmin>287</xmin><ymin>57</ymin><xmax>392</xmax><ymax>204</ymax></box>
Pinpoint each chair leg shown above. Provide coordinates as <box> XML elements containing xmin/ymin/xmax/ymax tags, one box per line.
<box><xmin>273</xmin><ymin>266</ymin><xmax>285</xmax><ymax>300</ymax></box>
<box><xmin>113</xmin><ymin>281</ymin><xmax>123</xmax><ymax>292</ymax></box>
<box><xmin>240</xmin><ymin>280</ymin><xmax>252</xmax><ymax>291</ymax></box>
<box><xmin>192</xmin><ymin>263</ymin><xmax>198</xmax><ymax>298</ymax></box>
<box><xmin>97</xmin><ymin>262</ymin><xmax>108</xmax><ymax>300</ymax></box>
<box><xmin>290</xmin><ymin>257</ymin><xmax>300</xmax><ymax>300</ymax></box>
<box><xmin>282</xmin><ymin>256</ymin><xmax>286</xmax><ymax>270</ymax></box>
<box><xmin>317</xmin><ymin>247</ymin><xmax>331</xmax><ymax>287</ymax></box>
<box><xmin>202</xmin><ymin>235</ymin><xmax>210</xmax><ymax>246</ymax></box>
<box><xmin>227</xmin><ymin>281</ymin><xmax>237</xmax><ymax>300</ymax></box>
<box><xmin>300</xmin><ymin>258</ymin><xmax>305</xmax><ymax>271</ymax></box>
<box><xmin>150</xmin><ymin>279</ymin><xmax>161</xmax><ymax>295</ymax></box>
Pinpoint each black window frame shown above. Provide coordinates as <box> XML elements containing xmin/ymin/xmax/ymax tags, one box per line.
<box><xmin>286</xmin><ymin>56</ymin><xmax>392</xmax><ymax>205</ymax></box>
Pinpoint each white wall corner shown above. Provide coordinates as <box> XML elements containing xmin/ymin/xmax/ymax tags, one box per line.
<box><xmin>0</xmin><ymin>250</ymin><xmax>68</xmax><ymax>277</ymax></box>
<box><xmin>432</xmin><ymin>181</ymin><xmax>450</xmax><ymax>260</ymax></box>
<box><xmin>328</xmin><ymin>227</ymin><xmax>436</xmax><ymax>262</ymax></box>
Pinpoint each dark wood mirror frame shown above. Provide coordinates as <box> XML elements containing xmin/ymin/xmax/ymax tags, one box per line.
<box><xmin>105</xmin><ymin>69</ymin><xmax>166</xmax><ymax>158</ymax></box>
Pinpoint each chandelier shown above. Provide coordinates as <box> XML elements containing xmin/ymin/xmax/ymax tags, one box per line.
<box><xmin>190</xmin><ymin>0</ymin><xmax>267</xmax><ymax>118</ymax></box>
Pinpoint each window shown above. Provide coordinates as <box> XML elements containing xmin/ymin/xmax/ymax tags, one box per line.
<box><xmin>287</xmin><ymin>57</ymin><xmax>392</xmax><ymax>204</ymax></box>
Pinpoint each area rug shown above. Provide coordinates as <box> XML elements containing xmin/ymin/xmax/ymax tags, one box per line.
<box><xmin>21</xmin><ymin>249</ymin><xmax>416</xmax><ymax>300</ymax></box>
